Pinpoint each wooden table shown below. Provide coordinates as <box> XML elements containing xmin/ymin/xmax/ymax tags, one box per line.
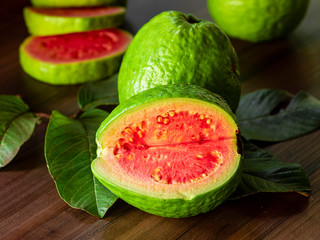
<box><xmin>1</xmin><ymin>0</ymin><xmax>319</xmax><ymax>239</ymax></box>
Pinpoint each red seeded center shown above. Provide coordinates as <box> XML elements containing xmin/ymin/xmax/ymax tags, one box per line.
<box><xmin>25</xmin><ymin>29</ymin><xmax>129</xmax><ymax>63</ymax></box>
<box><xmin>114</xmin><ymin>110</ymin><xmax>229</xmax><ymax>184</ymax></box>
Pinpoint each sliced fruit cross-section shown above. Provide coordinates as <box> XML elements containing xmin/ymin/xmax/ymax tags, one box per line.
<box><xmin>92</xmin><ymin>85</ymin><xmax>242</xmax><ymax>218</ymax></box>
<box><xmin>24</xmin><ymin>6</ymin><xmax>126</xmax><ymax>36</ymax></box>
<box><xmin>19</xmin><ymin>28</ymin><xmax>132</xmax><ymax>85</ymax></box>
<box><xmin>30</xmin><ymin>0</ymin><xmax>127</xmax><ymax>8</ymax></box>
<box><xmin>114</xmin><ymin>109</ymin><xmax>234</xmax><ymax>185</ymax></box>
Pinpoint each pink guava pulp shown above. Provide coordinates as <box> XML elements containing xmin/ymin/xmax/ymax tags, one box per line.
<box><xmin>24</xmin><ymin>28</ymin><xmax>132</xmax><ymax>63</ymax></box>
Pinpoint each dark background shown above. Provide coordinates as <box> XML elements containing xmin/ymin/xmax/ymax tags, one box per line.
<box><xmin>0</xmin><ymin>0</ymin><xmax>319</xmax><ymax>239</ymax></box>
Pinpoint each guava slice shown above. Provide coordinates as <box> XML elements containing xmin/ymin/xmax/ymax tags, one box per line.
<box><xmin>19</xmin><ymin>28</ymin><xmax>132</xmax><ymax>85</ymax></box>
<box><xmin>30</xmin><ymin>0</ymin><xmax>127</xmax><ymax>8</ymax></box>
<box><xmin>207</xmin><ymin>0</ymin><xmax>310</xmax><ymax>42</ymax></box>
<box><xmin>92</xmin><ymin>84</ymin><xmax>242</xmax><ymax>218</ymax></box>
<box><xmin>118</xmin><ymin>11</ymin><xmax>241</xmax><ymax>112</ymax></box>
<box><xmin>24</xmin><ymin>6</ymin><xmax>126</xmax><ymax>36</ymax></box>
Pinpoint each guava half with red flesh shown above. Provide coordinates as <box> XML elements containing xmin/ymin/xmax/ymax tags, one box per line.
<box><xmin>24</xmin><ymin>6</ymin><xmax>126</xmax><ymax>36</ymax></box>
<box><xmin>30</xmin><ymin>0</ymin><xmax>127</xmax><ymax>8</ymax></box>
<box><xmin>92</xmin><ymin>84</ymin><xmax>242</xmax><ymax>218</ymax></box>
<box><xmin>19</xmin><ymin>28</ymin><xmax>132</xmax><ymax>85</ymax></box>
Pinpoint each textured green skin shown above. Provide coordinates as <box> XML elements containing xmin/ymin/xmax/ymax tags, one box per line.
<box><xmin>92</xmin><ymin>84</ymin><xmax>242</xmax><ymax>218</ymax></box>
<box><xmin>24</xmin><ymin>7</ymin><xmax>126</xmax><ymax>36</ymax></box>
<box><xmin>118</xmin><ymin>11</ymin><xmax>241</xmax><ymax>112</ymax></box>
<box><xmin>19</xmin><ymin>32</ymin><xmax>131</xmax><ymax>85</ymax></box>
<box><xmin>92</xmin><ymin>162</ymin><xmax>242</xmax><ymax>217</ymax></box>
<box><xmin>31</xmin><ymin>0</ymin><xmax>127</xmax><ymax>7</ymax></box>
<box><xmin>208</xmin><ymin>0</ymin><xmax>310</xmax><ymax>42</ymax></box>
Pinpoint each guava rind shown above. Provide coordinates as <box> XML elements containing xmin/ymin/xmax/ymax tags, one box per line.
<box><xmin>92</xmin><ymin>84</ymin><xmax>242</xmax><ymax>218</ymax></box>
<box><xmin>24</xmin><ymin>7</ymin><xmax>126</xmax><ymax>36</ymax></box>
<box><xmin>92</xmin><ymin>160</ymin><xmax>242</xmax><ymax>217</ymax></box>
<box><xmin>19</xmin><ymin>30</ymin><xmax>132</xmax><ymax>85</ymax></box>
<box><xmin>208</xmin><ymin>0</ymin><xmax>310</xmax><ymax>42</ymax></box>
<box><xmin>118</xmin><ymin>11</ymin><xmax>241</xmax><ymax>112</ymax></box>
<box><xmin>31</xmin><ymin>0</ymin><xmax>127</xmax><ymax>7</ymax></box>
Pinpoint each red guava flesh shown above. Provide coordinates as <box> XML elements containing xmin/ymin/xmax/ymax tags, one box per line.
<box><xmin>110</xmin><ymin>109</ymin><xmax>238</xmax><ymax>185</ymax></box>
<box><xmin>24</xmin><ymin>28</ymin><xmax>132</xmax><ymax>63</ymax></box>
<box><xmin>30</xmin><ymin>6</ymin><xmax>123</xmax><ymax>17</ymax></box>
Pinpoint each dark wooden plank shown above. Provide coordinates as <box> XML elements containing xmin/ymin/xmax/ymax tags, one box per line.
<box><xmin>0</xmin><ymin>0</ymin><xmax>319</xmax><ymax>239</ymax></box>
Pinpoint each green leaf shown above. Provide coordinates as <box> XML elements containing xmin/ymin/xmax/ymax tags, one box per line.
<box><xmin>77</xmin><ymin>74</ymin><xmax>119</xmax><ymax>111</ymax></box>
<box><xmin>0</xmin><ymin>95</ymin><xmax>38</xmax><ymax>168</ymax></box>
<box><xmin>45</xmin><ymin>109</ymin><xmax>117</xmax><ymax>218</ymax></box>
<box><xmin>230</xmin><ymin>138</ymin><xmax>311</xmax><ymax>199</ymax></box>
<box><xmin>236</xmin><ymin>89</ymin><xmax>320</xmax><ymax>142</ymax></box>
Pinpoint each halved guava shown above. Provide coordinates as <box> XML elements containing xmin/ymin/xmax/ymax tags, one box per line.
<box><xmin>30</xmin><ymin>0</ymin><xmax>127</xmax><ymax>8</ymax></box>
<box><xmin>19</xmin><ymin>28</ymin><xmax>132</xmax><ymax>85</ymax></box>
<box><xmin>92</xmin><ymin>84</ymin><xmax>242</xmax><ymax>218</ymax></box>
<box><xmin>24</xmin><ymin>7</ymin><xmax>126</xmax><ymax>36</ymax></box>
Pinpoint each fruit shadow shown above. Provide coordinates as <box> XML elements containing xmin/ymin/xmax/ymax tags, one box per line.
<box><xmin>239</xmin><ymin>195</ymin><xmax>304</xmax><ymax>219</ymax></box>
<box><xmin>230</xmin><ymin>35</ymin><xmax>309</xmax><ymax>95</ymax></box>
<box><xmin>180</xmin><ymin>192</ymin><xmax>310</xmax><ymax>237</ymax></box>
<box><xmin>228</xmin><ymin>192</ymin><xmax>309</xmax><ymax>218</ymax></box>
<box><xmin>94</xmin><ymin>192</ymin><xmax>309</xmax><ymax>239</ymax></box>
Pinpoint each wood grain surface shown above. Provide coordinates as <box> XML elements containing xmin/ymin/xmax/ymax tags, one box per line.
<box><xmin>0</xmin><ymin>0</ymin><xmax>319</xmax><ymax>239</ymax></box>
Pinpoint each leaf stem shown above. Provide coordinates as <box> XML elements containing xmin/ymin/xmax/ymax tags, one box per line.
<box><xmin>36</xmin><ymin>112</ymin><xmax>51</xmax><ymax>119</ymax></box>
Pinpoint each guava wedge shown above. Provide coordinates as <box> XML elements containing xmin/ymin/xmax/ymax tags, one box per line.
<box><xmin>24</xmin><ymin>6</ymin><xmax>126</xmax><ymax>36</ymax></box>
<box><xmin>92</xmin><ymin>84</ymin><xmax>242</xmax><ymax>218</ymax></box>
<box><xmin>118</xmin><ymin>11</ymin><xmax>241</xmax><ymax>112</ymax></box>
<box><xmin>208</xmin><ymin>0</ymin><xmax>310</xmax><ymax>42</ymax></box>
<box><xmin>19</xmin><ymin>28</ymin><xmax>132</xmax><ymax>85</ymax></box>
<box><xmin>30</xmin><ymin>0</ymin><xmax>127</xmax><ymax>8</ymax></box>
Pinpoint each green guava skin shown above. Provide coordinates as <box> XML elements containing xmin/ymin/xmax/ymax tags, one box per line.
<box><xmin>19</xmin><ymin>31</ymin><xmax>132</xmax><ymax>85</ymax></box>
<box><xmin>93</xmin><ymin>164</ymin><xmax>242</xmax><ymax>218</ymax></box>
<box><xmin>208</xmin><ymin>0</ymin><xmax>310</xmax><ymax>42</ymax></box>
<box><xmin>117</xmin><ymin>11</ymin><xmax>241</xmax><ymax>113</ymax></box>
<box><xmin>23</xmin><ymin>7</ymin><xmax>126</xmax><ymax>36</ymax></box>
<box><xmin>92</xmin><ymin>84</ymin><xmax>243</xmax><ymax>218</ymax></box>
<box><xmin>30</xmin><ymin>0</ymin><xmax>127</xmax><ymax>7</ymax></box>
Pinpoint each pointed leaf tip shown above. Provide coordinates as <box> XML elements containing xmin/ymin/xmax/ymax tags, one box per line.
<box><xmin>45</xmin><ymin>109</ymin><xmax>118</xmax><ymax>218</ymax></box>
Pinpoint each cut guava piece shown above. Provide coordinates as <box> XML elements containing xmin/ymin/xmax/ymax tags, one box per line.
<box><xmin>92</xmin><ymin>84</ymin><xmax>242</xmax><ymax>218</ymax></box>
<box><xmin>19</xmin><ymin>28</ymin><xmax>132</xmax><ymax>85</ymax></box>
<box><xmin>24</xmin><ymin>6</ymin><xmax>126</xmax><ymax>36</ymax></box>
<box><xmin>30</xmin><ymin>0</ymin><xmax>127</xmax><ymax>8</ymax></box>
<box><xmin>118</xmin><ymin>11</ymin><xmax>241</xmax><ymax>112</ymax></box>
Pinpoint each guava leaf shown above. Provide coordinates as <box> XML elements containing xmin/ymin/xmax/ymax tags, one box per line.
<box><xmin>0</xmin><ymin>95</ymin><xmax>38</xmax><ymax>168</ymax></box>
<box><xmin>230</xmin><ymin>138</ymin><xmax>310</xmax><ymax>199</ymax></box>
<box><xmin>236</xmin><ymin>89</ymin><xmax>320</xmax><ymax>142</ymax></box>
<box><xmin>77</xmin><ymin>74</ymin><xmax>119</xmax><ymax>111</ymax></box>
<box><xmin>45</xmin><ymin>109</ymin><xmax>117</xmax><ymax>218</ymax></box>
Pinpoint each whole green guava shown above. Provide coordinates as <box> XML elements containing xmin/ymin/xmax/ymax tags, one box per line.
<box><xmin>207</xmin><ymin>0</ymin><xmax>310</xmax><ymax>42</ymax></box>
<box><xmin>118</xmin><ymin>11</ymin><xmax>241</xmax><ymax>112</ymax></box>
